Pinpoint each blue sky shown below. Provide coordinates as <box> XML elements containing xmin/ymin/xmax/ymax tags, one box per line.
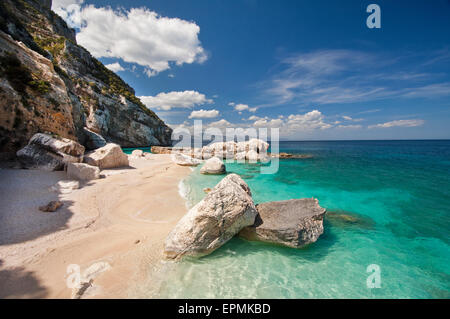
<box><xmin>53</xmin><ymin>0</ymin><xmax>450</xmax><ymax>140</ymax></box>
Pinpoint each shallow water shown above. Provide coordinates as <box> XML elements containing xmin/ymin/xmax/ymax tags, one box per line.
<box><xmin>156</xmin><ymin>140</ymin><xmax>450</xmax><ymax>298</ymax></box>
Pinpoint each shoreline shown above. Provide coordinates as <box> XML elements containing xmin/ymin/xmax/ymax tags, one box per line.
<box><xmin>0</xmin><ymin>154</ymin><xmax>191</xmax><ymax>298</ymax></box>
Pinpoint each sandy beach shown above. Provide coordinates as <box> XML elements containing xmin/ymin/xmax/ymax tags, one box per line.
<box><xmin>0</xmin><ymin>154</ymin><xmax>190</xmax><ymax>298</ymax></box>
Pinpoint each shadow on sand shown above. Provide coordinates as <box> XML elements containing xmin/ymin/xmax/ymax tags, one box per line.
<box><xmin>0</xmin><ymin>260</ymin><xmax>48</xmax><ymax>298</ymax></box>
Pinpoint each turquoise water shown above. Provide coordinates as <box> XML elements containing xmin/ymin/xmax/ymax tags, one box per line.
<box><xmin>122</xmin><ymin>147</ymin><xmax>151</xmax><ymax>154</ymax></box>
<box><xmin>156</xmin><ymin>140</ymin><xmax>450</xmax><ymax>298</ymax></box>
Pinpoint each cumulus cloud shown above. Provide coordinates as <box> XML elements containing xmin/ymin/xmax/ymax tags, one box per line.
<box><xmin>53</xmin><ymin>2</ymin><xmax>207</xmax><ymax>77</ymax></box>
<box><xmin>139</xmin><ymin>90</ymin><xmax>212</xmax><ymax>111</ymax></box>
<box><xmin>208</xmin><ymin>119</ymin><xmax>232</xmax><ymax>129</ymax></box>
<box><xmin>368</xmin><ymin>119</ymin><xmax>424</xmax><ymax>129</ymax></box>
<box><xmin>105</xmin><ymin>62</ymin><xmax>125</xmax><ymax>72</ymax></box>
<box><xmin>52</xmin><ymin>0</ymin><xmax>84</xmax><ymax>27</ymax></box>
<box><xmin>232</xmin><ymin>103</ymin><xmax>258</xmax><ymax>112</ymax></box>
<box><xmin>188</xmin><ymin>109</ymin><xmax>220</xmax><ymax>119</ymax></box>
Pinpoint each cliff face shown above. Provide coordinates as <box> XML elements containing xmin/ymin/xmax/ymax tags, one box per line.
<box><xmin>0</xmin><ymin>0</ymin><xmax>172</xmax><ymax>157</ymax></box>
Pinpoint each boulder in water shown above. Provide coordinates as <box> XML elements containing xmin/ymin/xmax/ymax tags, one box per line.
<box><xmin>200</xmin><ymin>157</ymin><xmax>226</xmax><ymax>175</ymax></box>
<box><xmin>164</xmin><ymin>174</ymin><xmax>258</xmax><ymax>259</ymax></box>
<box><xmin>239</xmin><ymin>198</ymin><xmax>326</xmax><ymax>248</ymax></box>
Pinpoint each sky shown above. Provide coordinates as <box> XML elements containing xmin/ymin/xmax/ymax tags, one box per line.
<box><xmin>52</xmin><ymin>0</ymin><xmax>450</xmax><ymax>140</ymax></box>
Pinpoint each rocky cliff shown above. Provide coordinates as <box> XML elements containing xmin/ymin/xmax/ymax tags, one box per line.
<box><xmin>0</xmin><ymin>0</ymin><xmax>172</xmax><ymax>158</ymax></box>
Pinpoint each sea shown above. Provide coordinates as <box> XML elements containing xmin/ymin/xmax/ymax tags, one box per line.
<box><xmin>129</xmin><ymin>140</ymin><xmax>450</xmax><ymax>298</ymax></box>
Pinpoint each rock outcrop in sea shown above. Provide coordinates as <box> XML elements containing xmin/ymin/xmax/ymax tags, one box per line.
<box><xmin>164</xmin><ymin>174</ymin><xmax>258</xmax><ymax>259</ymax></box>
<box><xmin>0</xmin><ymin>0</ymin><xmax>172</xmax><ymax>159</ymax></box>
<box><xmin>200</xmin><ymin>157</ymin><xmax>226</xmax><ymax>174</ymax></box>
<box><xmin>239</xmin><ymin>199</ymin><xmax>326</xmax><ymax>248</ymax></box>
<box><xmin>164</xmin><ymin>174</ymin><xmax>327</xmax><ymax>259</ymax></box>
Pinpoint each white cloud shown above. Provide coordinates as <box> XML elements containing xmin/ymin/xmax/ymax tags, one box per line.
<box><xmin>54</xmin><ymin>3</ymin><xmax>207</xmax><ymax>77</ymax></box>
<box><xmin>105</xmin><ymin>62</ymin><xmax>124</xmax><ymax>72</ymax></box>
<box><xmin>337</xmin><ymin>124</ymin><xmax>363</xmax><ymax>129</ymax></box>
<box><xmin>188</xmin><ymin>109</ymin><xmax>220</xmax><ymax>119</ymax></box>
<box><xmin>286</xmin><ymin>110</ymin><xmax>332</xmax><ymax>131</ymax></box>
<box><xmin>208</xmin><ymin>119</ymin><xmax>232</xmax><ymax>129</ymax></box>
<box><xmin>342</xmin><ymin>115</ymin><xmax>364</xmax><ymax>122</ymax></box>
<box><xmin>369</xmin><ymin>119</ymin><xmax>424</xmax><ymax>129</ymax></box>
<box><xmin>52</xmin><ymin>0</ymin><xmax>84</xmax><ymax>27</ymax></box>
<box><xmin>235</xmin><ymin>103</ymin><xmax>248</xmax><ymax>111</ymax></box>
<box><xmin>139</xmin><ymin>90</ymin><xmax>212</xmax><ymax>111</ymax></box>
<box><xmin>248</xmin><ymin>115</ymin><xmax>261</xmax><ymax>121</ymax></box>
<box><xmin>232</xmin><ymin>103</ymin><xmax>257</xmax><ymax>112</ymax></box>
<box><xmin>264</xmin><ymin>50</ymin><xmax>450</xmax><ymax>106</ymax></box>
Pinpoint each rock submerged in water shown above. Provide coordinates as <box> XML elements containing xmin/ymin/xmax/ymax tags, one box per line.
<box><xmin>200</xmin><ymin>157</ymin><xmax>226</xmax><ymax>175</ymax></box>
<box><xmin>84</xmin><ymin>143</ymin><xmax>129</xmax><ymax>169</ymax></box>
<box><xmin>16</xmin><ymin>133</ymin><xmax>85</xmax><ymax>171</ymax></box>
<box><xmin>326</xmin><ymin>211</ymin><xmax>375</xmax><ymax>230</ymax></box>
<box><xmin>164</xmin><ymin>174</ymin><xmax>258</xmax><ymax>259</ymax></box>
<box><xmin>239</xmin><ymin>198</ymin><xmax>326</xmax><ymax>248</ymax></box>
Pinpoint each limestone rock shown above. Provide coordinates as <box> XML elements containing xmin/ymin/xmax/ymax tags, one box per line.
<box><xmin>246</xmin><ymin>150</ymin><xmax>259</xmax><ymax>162</ymax></box>
<box><xmin>239</xmin><ymin>198</ymin><xmax>326</xmax><ymax>248</ymax></box>
<box><xmin>83</xmin><ymin>127</ymin><xmax>107</xmax><ymax>150</ymax></box>
<box><xmin>16</xmin><ymin>133</ymin><xmax>84</xmax><ymax>170</ymax></box>
<box><xmin>67</xmin><ymin>162</ymin><xmax>100</xmax><ymax>180</ymax></box>
<box><xmin>200</xmin><ymin>157</ymin><xmax>226</xmax><ymax>175</ymax></box>
<box><xmin>172</xmin><ymin>153</ymin><xmax>201</xmax><ymax>166</ymax></box>
<box><xmin>0</xmin><ymin>1</ymin><xmax>172</xmax><ymax>156</ymax></box>
<box><xmin>164</xmin><ymin>174</ymin><xmax>258</xmax><ymax>259</ymax></box>
<box><xmin>131</xmin><ymin>149</ymin><xmax>144</xmax><ymax>157</ymax></box>
<box><xmin>29</xmin><ymin>133</ymin><xmax>85</xmax><ymax>157</ymax></box>
<box><xmin>39</xmin><ymin>200</ymin><xmax>63</xmax><ymax>212</ymax></box>
<box><xmin>84</xmin><ymin>143</ymin><xmax>129</xmax><ymax>169</ymax></box>
<box><xmin>150</xmin><ymin>146</ymin><xmax>173</xmax><ymax>154</ymax></box>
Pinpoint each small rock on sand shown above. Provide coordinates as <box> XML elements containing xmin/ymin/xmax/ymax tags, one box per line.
<box><xmin>39</xmin><ymin>201</ymin><xmax>63</xmax><ymax>212</ymax></box>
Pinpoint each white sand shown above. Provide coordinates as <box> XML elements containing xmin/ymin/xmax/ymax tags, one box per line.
<box><xmin>0</xmin><ymin>154</ymin><xmax>190</xmax><ymax>298</ymax></box>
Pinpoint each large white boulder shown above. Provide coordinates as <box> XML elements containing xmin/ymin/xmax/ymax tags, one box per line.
<box><xmin>200</xmin><ymin>157</ymin><xmax>226</xmax><ymax>175</ymax></box>
<box><xmin>246</xmin><ymin>150</ymin><xmax>259</xmax><ymax>162</ymax></box>
<box><xmin>84</xmin><ymin>143</ymin><xmax>129</xmax><ymax>169</ymax></box>
<box><xmin>131</xmin><ymin>149</ymin><xmax>144</xmax><ymax>157</ymax></box>
<box><xmin>16</xmin><ymin>133</ymin><xmax>84</xmax><ymax>171</ymax></box>
<box><xmin>164</xmin><ymin>174</ymin><xmax>258</xmax><ymax>259</ymax></box>
<box><xmin>67</xmin><ymin>162</ymin><xmax>100</xmax><ymax>180</ymax></box>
